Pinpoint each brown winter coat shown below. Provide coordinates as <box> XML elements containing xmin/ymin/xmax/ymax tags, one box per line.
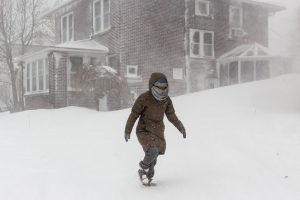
<box><xmin>125</xmin><ymin>73</ymin><xmax>184</xmax><ymax>155</ymax></box>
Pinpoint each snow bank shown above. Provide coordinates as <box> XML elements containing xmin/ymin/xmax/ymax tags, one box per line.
<box><xmin>0</xmin><ymin>74</ymin><xmax>299</xmax><ymax>200</ymax></box>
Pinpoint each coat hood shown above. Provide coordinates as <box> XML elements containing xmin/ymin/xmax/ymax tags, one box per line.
<box><xmin>148</xmin><ymin>72</ymin><xmax>168</xmax><ymax>90</ymax></box>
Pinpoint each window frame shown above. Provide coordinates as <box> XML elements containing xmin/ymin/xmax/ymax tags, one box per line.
<box><xmin>190</xmin><ymin>29</ymin><xmax>214</xmax><ymax>58</ymax></box>
<box><xmin>126</xmin><ymin>65</ymin><xmax>138</xmax><ymax>78</ymax></box>
<box><xmin>229</xmin><ymin>5</ymin><xmax>243</xmax><ymax>29</ymax></box>
<box><xmin>93</xmin><ymin>0</ymin><xmax>111</xmax><ymax>34</ymax></box>
<box><xmin>24</xmin><ymin>57</ymin><xmax>49</xmax><ymax>95</ymax></box>
<box><xmin>60</xmin><ymin>12</ymin><xmax>74</xmax><ymax>43</ymax></box>
<box><xmin>195</xmin><ymin>0</ymin><xmax>210</xmax><ymax>17</ymax></box>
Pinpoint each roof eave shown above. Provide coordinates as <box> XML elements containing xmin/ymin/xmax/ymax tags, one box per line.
<box><xmin>242</xmin><ymin>0</ymin><xmax>286</xmax><ymax>12</ymax></box>
<box><xmin>16</xmin><ymin>46</ymin><xmax>108</xmax><ymax>63</ymax></box>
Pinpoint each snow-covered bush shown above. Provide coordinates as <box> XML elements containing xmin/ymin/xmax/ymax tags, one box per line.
<box><xmin>75</xmin><ymin>64</ymin><xmax>131</xmax><ymax>111</ymax></box>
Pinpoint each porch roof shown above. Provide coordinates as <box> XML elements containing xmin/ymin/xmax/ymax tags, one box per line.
<box><xmin>241</xmin><ymin>0</ymin><xmax>285</xmax><ymax>12</ymax></box>
<box><xmin>16</xmin><ymin>39</ymin><xmax>109</xmax><ymax>62</ymax></box>
<box><xmin>51</xmin><ymin>39</ymin><xmax>109</xmax><ymax>53</ymax></box>
<box><xmin>218</xmin><ymin>43</ymin><xmax>276</xmax><ymax>63</ymax></box>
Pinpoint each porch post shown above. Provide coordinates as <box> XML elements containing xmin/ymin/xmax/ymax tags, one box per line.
<box><xmin>238</xmin><ymin>60</ymin><xmax>241</xmax><ymax>83</ymax></box>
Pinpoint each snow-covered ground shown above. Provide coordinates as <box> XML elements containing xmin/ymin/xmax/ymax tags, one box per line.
<box><xmin>1</xmin><ymin>74</ymin><xmax>300</xmax><ymax>200</ymax></box>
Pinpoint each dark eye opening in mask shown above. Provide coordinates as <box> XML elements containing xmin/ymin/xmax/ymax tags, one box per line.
<box><xmin>156</xmin><ymin>85</ymin><xmax>167</xmax><ymax>90</ymax></box>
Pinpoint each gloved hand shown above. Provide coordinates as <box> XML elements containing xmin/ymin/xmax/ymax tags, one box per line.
<box><xmin>180</xmin><ymin>127</ymin><xmax>186</xmax><ymax>139</ymax></box>
<box><xmin>125</xmin><ymin>133</ymin><xmax>130</xmax><ymax>142</ymax></box>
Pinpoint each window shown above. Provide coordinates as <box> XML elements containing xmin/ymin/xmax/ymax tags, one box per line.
<box><xmin>195</xmin><ymin>0</ymin><xmax>210</xmax><ymax>16</ymax></box>
<box><xmin>25</xmin><ymin>58</ymin><xmax>49</xmax><ymax>93</ymax></box>
<box><xmin>230</xmin><ymin>6</ymin><xmax>243</xmax><ymax>28</ymax></box>
<box><xmin>38</xmin><ymin>59</ymin><xmax>44</xmax><ymax>90</ymax></box>
<box><xmin>32</xmin><ymin>61</ymin><xmax>37</xmax><ymax>91</ymax></box>
<box><xmin>190</xmin><ymin>29</ymin><xmax>214</xmax><ymax>58</ymax></box>
<box><xmin>61</xmin><ymin>12</ymin><xmax>74</xmax><ymax>43</ymax></box>
<box><xmin>93</xmin><ymin>0</ymin><xmax>110</xmax><ymax>33</ymax></box>
<box><xmin>69</xmin><ymin>56</ymin><xmax>83</xmax><ymax>88</ymax></box>
<box><xmin>26</xmin><ymin>64</ymin><xmax>31</xmax><ymax>92</ymax></box>
<box><xmin>45</xmin><ymin>58</ymin><xmax>49</xmax><ymax>90</ymax></box>
<box><xmin>126</xmin><ymin>65</ymin><xmax>138</xmax><ymax>77</ymax></box>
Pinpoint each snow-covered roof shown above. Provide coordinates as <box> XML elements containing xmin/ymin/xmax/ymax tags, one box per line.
<box><xmin>16</xmin><ymin>39</ymin><xmax>109</xmax><ymax>62</ymax></box>
<box><xmin>51</xmin><ymin>39</ymin><xmax>109</xmax><ymax>52</ymax></box>
<box><xmin>219</xmin><ymin>43</ymin><xmax>276</xmax><ymax>63</ymax></box>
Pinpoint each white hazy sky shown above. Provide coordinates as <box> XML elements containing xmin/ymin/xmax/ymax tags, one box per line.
<box><xmin>47</xmin><ymin>0</ymin><xmax>299</xmax><ymax>56</ymax></box>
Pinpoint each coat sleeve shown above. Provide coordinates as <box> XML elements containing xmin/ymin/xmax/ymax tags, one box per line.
<box><xmin>125</xmin><ymin>95</ymin><xmax>144</xmax><ymax>134</ymax></box>
<box><xmin>165</xmin><ymin>99</ymin><xmax>184</xmax><ymax>131</ymax></box>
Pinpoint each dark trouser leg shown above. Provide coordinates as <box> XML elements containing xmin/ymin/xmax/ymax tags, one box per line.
<box><xmin>139</xmin><ymin>146</ymin><xmax>159</xmax><ymax>179</ymax></box>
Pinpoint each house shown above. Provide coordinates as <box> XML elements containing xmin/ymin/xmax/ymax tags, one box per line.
<box><xmin>16</xmin><ymin>0</ymin><xmax>286</xmax><ymax>110</ymax></box>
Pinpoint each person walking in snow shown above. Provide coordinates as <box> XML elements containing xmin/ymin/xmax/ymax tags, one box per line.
<box><xmin>124</xmin><ymin>72</ymin><xmax>186</xmax><ymax>185</ymax></box>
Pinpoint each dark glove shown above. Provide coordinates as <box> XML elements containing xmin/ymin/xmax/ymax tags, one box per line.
<box><xmin>180</xmin><ymin>127</ymin><xmax>186</xmax><ymax>139</ymax></box>
<box><xmin>125</xmin><ymin>133</ymin><xmax>130</xmax><ymax>142</ymax></box>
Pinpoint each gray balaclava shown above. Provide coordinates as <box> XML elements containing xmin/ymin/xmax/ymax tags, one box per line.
<box><xmin>151</xmin><ymin>79</ymin><xmax>169</xmax><ymax>101</ymax></box>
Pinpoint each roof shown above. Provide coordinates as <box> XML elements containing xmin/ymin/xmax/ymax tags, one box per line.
<box><xmin>241</xmin><ymin>0</ymin><xmax>285</xmax><ymax>12</ymax></box>
<box><xmin>51</xmin><ymin>39</ymin><xmax>109</xmax><ymax>52</ymax></box>
<box><xmin>218</xmin><ymin>43</ymin><xmax>277</xmax><ymax>62</ymax></box>
<box><xmin>16</xmin><ymin>39</ymin><xmax>109</xmax><ymax>62</ymax></box>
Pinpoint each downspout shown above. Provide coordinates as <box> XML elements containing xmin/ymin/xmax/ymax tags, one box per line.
<box><xmin>184</xmin><ymin>0</ymin><xmax>191</xmax><ymax>93</ymax></box>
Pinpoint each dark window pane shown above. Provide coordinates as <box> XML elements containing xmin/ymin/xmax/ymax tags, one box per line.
<box><xmin>90</xmin><ymin>57</ymin><xmax>97</xmax><ymax>66</ymax></box>
<box><xmin>70</xmin><ymin>57</ymin><xmax>83</xmax><ymax>72</ymax></box>
<box><xmin>62</xmin><ymin>16</ymin><xmax>67</xmax><ymax>42</ymax></box>
<box><xmin>129</xmin><ymin>67</ymin><xmax>136</xmax><ymax>74</ymax></box>
<box><xmin>192</xmin><ymin>44</ymin><xmax>200</xmax><ymax>55</ymax></box>
<box><xmin>104</xmin><ymin>0</ymin><xmax>110</xmax><ymax>12</ymax></box>
<box><xmin>32</xmin><ymin>62</ymin><xmax>37</xmax><ymax>91</ymax></box>
<box><xmin>197</xmin><ymin>2</ymin><xmax>208</xmax><ymax>15</ymax></box>
<box><xmin>68</xmin><ymin>15</ymin><xmax>73</xmax><ymax>40</ymax></box>
<box><xmin>45</xmin><ymin>59</ymin><xmax>49</xmax><ymax>90</ymax></box>
<box><xmin>38</xmin><ymin>59</ymin><xmax>44</xmax><ymax>90</ymax></box>
<box><xmin>94</xmin><ymin>1</ymin><xmax>101</xmax><ymax>32</ymax></box>
<box><xmin>229</xmin><ymin>61</ymin><xmax>238</xmax><ymax>85</ymax></box>
<box><xmin>204</xmin><ymin>32</ymin><xmax>212</xmax><ymax>44</ymax></box>
<box><xmin>241</xmin><ymin>61</ymin><xmax>254</xmax><ymax>83</ymax></box>
<box><xmin>27</xmin><ymin>64</ymin><xmax>30</xmax><ymax>92</ymax></box>
<box><xmin>231</xmin><ymin>7</ymin><xmax>242</xmax><ymax>28</ymax></box>
<box><xmin>193</xmin><ymin>31</ymin><xmax>200</xmax><ymax>43</ymax></box>
<box><xmin>256</xmin><ymin>60</ymin><xmax>270</xmax><ymax>80</ymax></box>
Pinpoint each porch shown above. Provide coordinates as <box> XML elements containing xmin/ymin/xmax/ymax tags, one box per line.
<box><xmin>218</xmin><ymin>43</ymin><xmax>280</xmax><ymax>87</ymax></box>
<box><xmin>17</xmin><ymin>39</ymin><xmax>109</xmax><ymax>109</ymax></box>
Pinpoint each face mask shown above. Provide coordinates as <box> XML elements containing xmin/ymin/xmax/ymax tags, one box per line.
<box><xmin>151</xmin><ymin>85</ymin><xmax>169</xmax><ymax>101</ymax></box>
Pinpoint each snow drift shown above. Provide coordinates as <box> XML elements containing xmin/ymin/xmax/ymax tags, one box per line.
<box><xmin>0</xmin><ymin>74</ymin><xmax>300</xmax><ymax>200</ymax></box>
